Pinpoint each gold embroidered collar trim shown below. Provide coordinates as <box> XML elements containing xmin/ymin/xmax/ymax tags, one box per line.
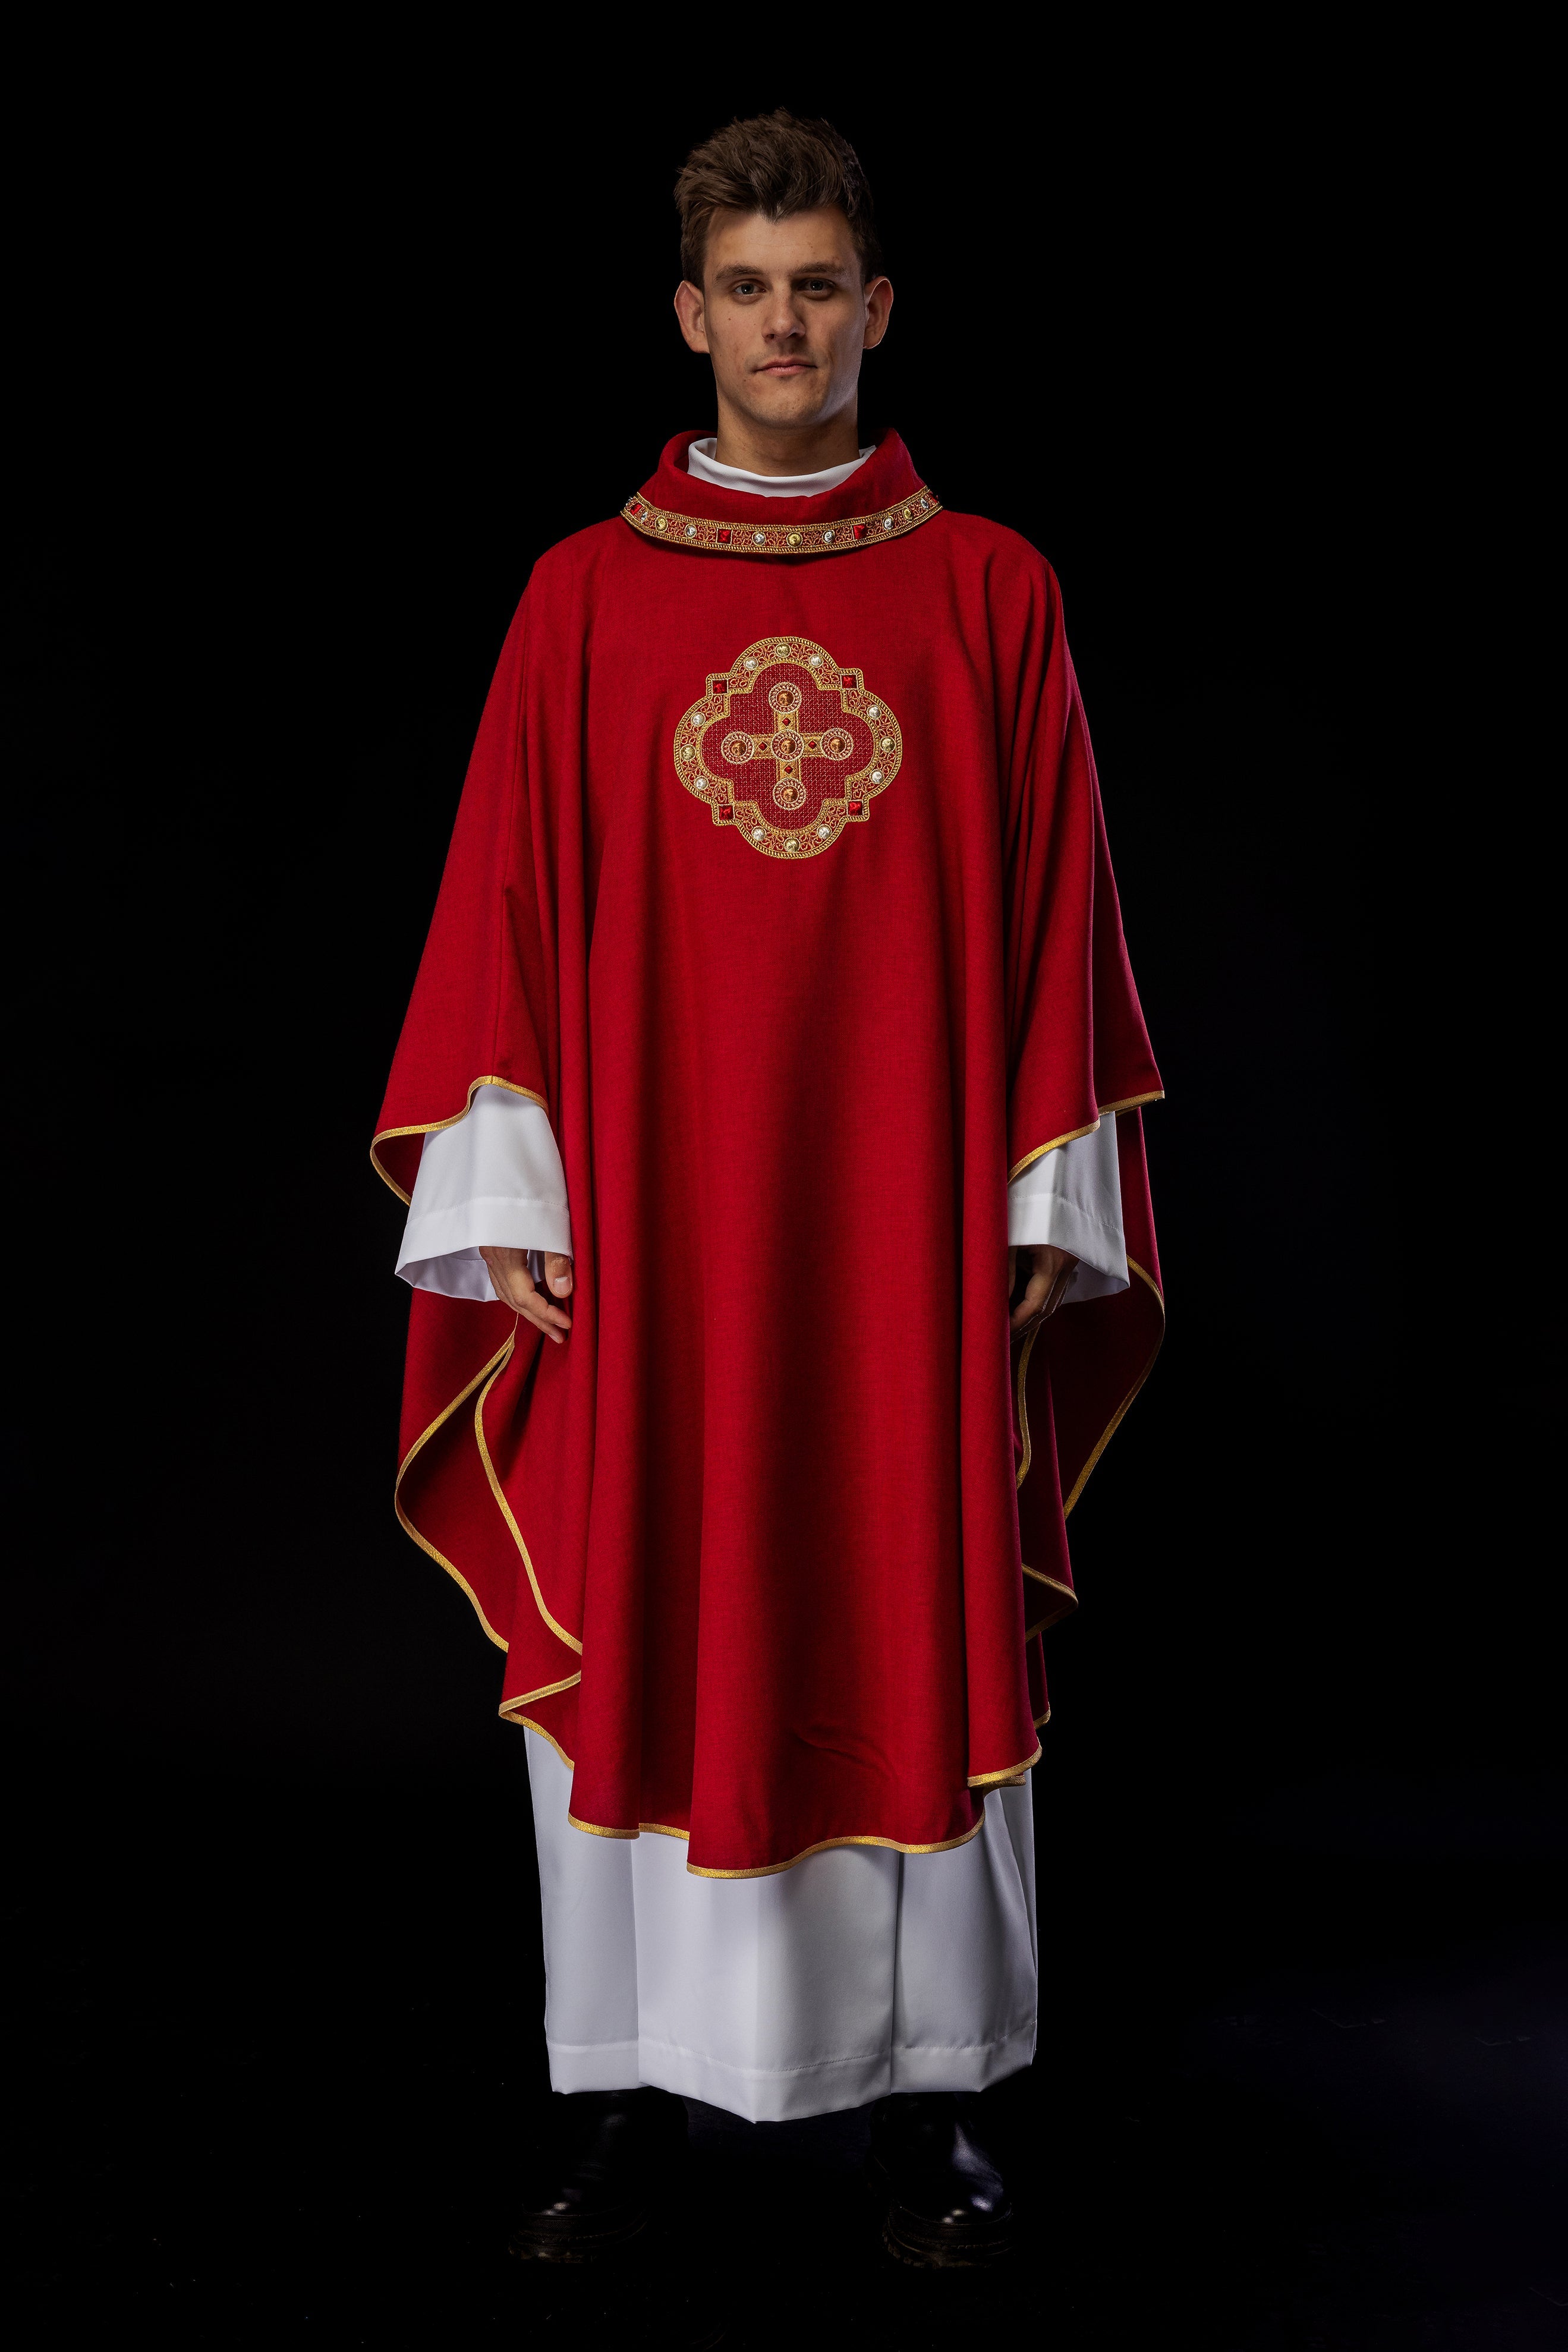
<box><xmin>621</xmin><ymin>483</ymin><xmax>942</xmax><ymax>555</ymax></box>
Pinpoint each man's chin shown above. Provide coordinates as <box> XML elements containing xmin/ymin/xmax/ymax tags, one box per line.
<box><xmin>732</xmin><ymin>378</ymin><xmax>833</xmax><ymax>433</ymax></box>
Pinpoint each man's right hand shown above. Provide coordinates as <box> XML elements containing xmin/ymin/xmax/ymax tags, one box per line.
<box><xmin>478</xmin><ymin>1247</ymin><xmax>574</xmax><ymax>1344</ymax></box>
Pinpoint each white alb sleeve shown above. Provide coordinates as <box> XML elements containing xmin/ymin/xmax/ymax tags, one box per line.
<box><xmin>1007</xmin><ymin>1116</ymin><xmax>1128</xmax><ymax>1304</ymax></box>
<box><xmin>396</xmin><ymin>1085</ymin><xmax>572</xmax><ymax>1302</ymax></box>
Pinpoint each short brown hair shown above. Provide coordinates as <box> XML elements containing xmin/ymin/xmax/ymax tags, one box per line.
<box><xmin>674</xmin><ymin>109</ymin><xmax>883</xmax><ymax>285</ymax></box>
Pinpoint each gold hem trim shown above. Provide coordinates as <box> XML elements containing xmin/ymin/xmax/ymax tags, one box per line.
<box><xmin>1006</xmin><ymin>1093</ymin><xmax>1164</xmax><ymax>1184</ymax></box>
<box><xmin>1061</xmin><ymin>1257</ymin><xmax>1166</xmax><ymax>1515</ymax></box>
<box><xmin>1023</xmin><ymin>1567</ymin><xmax>1077</xmax><ymax>1641</ymax></box>
<box><xmin>505</xmin><ymin>1714</ymin><xmax>575</xmax><ymax>1768</ymax></box>
<box><xmin>393</xmin><ymin>1331</ymin><xmax>518</xmax><ymax>1649</ymax></box>
<box><xmin>1015</xmin><ymin>1258</ymin><xmax>1165</xmax><ymax>1517</ymax></box>
<box><xmin>500</xmin><ymin>1671</ymin><xmax>582</xmax><ymax>1707</ymax></box>
<box><xmin>621</xmin><ymin>485</ymin><xmax>942</xmax><ymax>558</ymax></box>
<box><xmin>1015</xmin><ymin>1314</ymin><xmax>1043</xmax><ymax>1488</ymax></box>
<box><xmin>554</xmin><ymin>1804</ymin><xmax>992</xmax><ymax>1878</ymax></box>
<box><xmin>564</xmin><ymin>1815</ymin><xmax>691</xmax><ymax>1842</ymax></box>
<box><xmin>562</xmin><ymin>1812</ymin><xmax>691</xmax><ymax>1842</ymax></box>
<box><xmin>371</xmin><ymin>1076</ymin><xmax>550</xmax><ymax>1203</ymax></box>
<box><xmin>967</xmin><ymin>1745</ymin><xmax>1041</xmax><ymax>1789</ymax></box>
<box><xmin>1008</xmin><ymin>1118</ymin><xmax>1101</xmax><ymax>1183</ymax></box>
<box><xmin>1034</xmin><ymin>1705</ymin><xmax>1052</xmax><ymax>1730</ymax></box>
<box><xmin>685</xmin><ymin>1815</ymin><xmax>987</xmax><ymax>1879</ymax></box>
<box><xmin>517</xmin><ymin>1726</ymin><xmax>1022</xmax><ymax>1879</ymax></box>
<box><xmin>474</xmin><ymin>1365</ymin><xmax>584</xmax><ymax>1655</ymax></box>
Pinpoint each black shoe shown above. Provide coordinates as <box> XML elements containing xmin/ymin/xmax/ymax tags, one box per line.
<box><xmin>510</xmin><ymin>2087</ymin><xmax>688</xmax><ymax>2263</ymax></box>
<box><xmin>866</xmin><ymin>2092</ymin><xmax>1015</xmax><ymax>2268</ymax></box>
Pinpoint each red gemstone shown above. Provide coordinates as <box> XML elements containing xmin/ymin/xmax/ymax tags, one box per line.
<box><xmin>848</xmin><ymin>799</ymin><xmax>863</xmax><ymax>814</ymax></box>
<box><xmin>629</xmin><ymin>502</ymin><xmax>643</xmax><ymax>517</ymax></box>
<box><xmin>716</xmin><ymin>804</ymin><xmax>735</xmax><ymax>821</ymax></box>
<box><xmin>852</xmin><ymin>524</ymin><xmax>867</xmax><ymax>540</ymax></box>
<box><xmin>717</xmin><ymin>528</ymin><xmax>731</xmax><ymax>544</ymax></box>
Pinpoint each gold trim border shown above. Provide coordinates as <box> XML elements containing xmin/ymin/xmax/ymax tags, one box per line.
<box><xmin>371</xmin><ymin>1076</ymin><xmax>550</xmax><ymax>1205</ymax></box>
<box><xmin>622</xmin><ymin>484</ymin><xmax>942</xmax><ymax>557</ymax></box>
<box><xmin>1062</xmin><ymin>1257</ymin><xmax>1166</xmax><ymax>1513</ymax></box>
<box><xmin>1023</xmin><ymin>1566</ymin><xmax>1078</xmax><ymax>1640</ymax></box>
<box><xmin>1015</xmin><ymin>1257</ymin><xmax>1166</xmax><ymax>1512</ymax></box>
<box><xmin>1015</xmin><ymin>1313</ymin><xmax>1044</xmax><ymax>1490</ymax></box>
<box><xmin>393</xmin><ymin>1331</ymin><xmax>519</xmax><ymax>1651</ymax></box>
<box><xmin>389</xmin><ymin>1296</ymin><xmax>589</xmax><ymax>1673</ymax></box>
<box><xmin>968</xmin><ymin>1743</ymin><xmax>1041</xmax><ymax>1789</ymax></box>
<box><xmin>501</xmin><ymin>1710</ymin><xmax>574</xmax><ymax>1767</ymax></box>
<box><xmin>506</xmin><ymin>1671</ymin><xmax>582</xmax><ymax>1706</ymax></box>
<box><xmin>474</xmin><ymin>1363</ymin><xmax>584</xmax><ymax>1655</ymax></box>
<box><xmin>519</xmin><ymin>1717</ymin><xmax>1028</xmax><ymax>1877</ymax></box>
<box><xmin>1007</xmin><ymin>1093</ymin><xmax>1165</xmax><ymax>1184</ymax></box>
<box><xmin>685</xmin><ymin>1817</ymin><xmax>986</xmax><ymax>1879</ymax></box>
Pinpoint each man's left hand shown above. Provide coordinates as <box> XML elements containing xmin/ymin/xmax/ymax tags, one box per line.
<box><xmin>1008</xmin><ymin>1243</ymin><xmax>1079</xmax><ymax>1334</ymax></box>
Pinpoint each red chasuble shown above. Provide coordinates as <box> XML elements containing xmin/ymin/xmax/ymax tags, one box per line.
<box><xmin>373</xmin><ymin>432</ymin><xmax>1163</xmax><ymax>1878</ymax></box>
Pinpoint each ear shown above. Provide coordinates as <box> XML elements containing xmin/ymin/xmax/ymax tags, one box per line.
<box><xmin>673</xmin><ymin>280</ymin><xmax>710</xmax><ymax>354</ymax></box>
<box><xmin>862</xmin><ymin>275</ymin><xmax>894</xmax><ymax>354</ymax></box>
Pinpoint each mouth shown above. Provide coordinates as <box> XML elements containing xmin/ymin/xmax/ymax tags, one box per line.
<box><xmin>756</xmin><ymin>360</ymin><xmax>815</xmax><ymax>376</ymax></box>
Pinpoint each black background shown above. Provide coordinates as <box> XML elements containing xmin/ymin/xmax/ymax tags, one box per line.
<box><xmin>11</xmin><ymin>64</ymin><xmax>1562</xmax><ymax>2348</ymax></box>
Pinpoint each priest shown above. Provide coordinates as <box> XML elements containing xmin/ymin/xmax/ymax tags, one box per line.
<box><xmin>373</xmin><ymin>108</ymin><xmax>1163</xmax><ymax>2269</ymax></box>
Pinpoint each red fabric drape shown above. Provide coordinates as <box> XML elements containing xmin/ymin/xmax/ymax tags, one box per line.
<box><xmin>375</xmin><ymin>433</ymin><xmax>1162</xmax><ymax>1876</ymax></box>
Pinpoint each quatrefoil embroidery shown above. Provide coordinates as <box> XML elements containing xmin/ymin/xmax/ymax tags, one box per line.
<box><xmin>673</xmin><ymin>635</ymin><xmax>903</xmax><ymax>861</ymax></box>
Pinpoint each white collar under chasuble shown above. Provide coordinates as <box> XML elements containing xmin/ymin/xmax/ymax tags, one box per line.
<box><xmin>685</xmin><ymin>436</ymin><xmax>874</xmax><ymax>498</ymax></box>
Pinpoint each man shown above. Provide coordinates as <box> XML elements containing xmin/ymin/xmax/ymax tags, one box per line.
<box><xmin>373</xmin><ymin>109</ymin><xmax>1163</xmax><ymax>2268</ymax></box>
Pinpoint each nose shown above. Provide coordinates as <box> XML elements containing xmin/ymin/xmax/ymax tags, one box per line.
<box><xmin>762</xmin><ymin>292</ymin><xmax>805</xmax><ymax>342</ymax></box>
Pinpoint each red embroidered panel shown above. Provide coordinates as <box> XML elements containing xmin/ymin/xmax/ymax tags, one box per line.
<box><xmin>673</xmin><ymin>634</ymin><xmax>903</xmax><ymax>861</ymax></box>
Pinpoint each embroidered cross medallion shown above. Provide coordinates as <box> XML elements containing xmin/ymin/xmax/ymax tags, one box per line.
<box><xmin>673</xmin><ymin>635</ymin><xmax>903</xmax><ymax>861</ymax></box>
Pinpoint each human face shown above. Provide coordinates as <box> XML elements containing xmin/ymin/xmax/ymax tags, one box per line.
<box><xmin>673</xmin><ymin>206</ymin><xmax>893</xmax><ymax>468</ymax></box>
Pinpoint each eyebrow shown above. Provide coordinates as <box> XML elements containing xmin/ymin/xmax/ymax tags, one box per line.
<box><xmin>716</xmin><ymin>260</ymin><xmax>854</xmax><ymax>279</ymax></box>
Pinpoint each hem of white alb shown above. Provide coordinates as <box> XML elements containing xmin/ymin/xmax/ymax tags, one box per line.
<box><xmin>544</xmin><ymin>2020</ymin><xmax>1037</xmax><ymax>2120</ymax></box>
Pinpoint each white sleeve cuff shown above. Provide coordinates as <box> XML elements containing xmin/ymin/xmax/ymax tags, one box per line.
<box><xmin>1008</xmin><ymin>1116</ymin><xmax>1128</xmax><ymax>1300</ymax></box>
<box><xmin>398</xmin><ymin>1193</ymin><xmax>574</xmax><ymax>1267</ymax></box>
<box><xmin>396</xmin><ymin>1247</ymin><xmax>506</xmax><ymax>1304</ymax></box>
<box><xmin>395</xmin><ymin>1087</ymin><xmax>572</xmax><ymax>1296</ymax></box>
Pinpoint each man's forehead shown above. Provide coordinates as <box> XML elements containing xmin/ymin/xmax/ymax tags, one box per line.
<box><xmin>705</xmin><ymin>207</ymin><xmax>857</xmax><ymax>272</ymax></box>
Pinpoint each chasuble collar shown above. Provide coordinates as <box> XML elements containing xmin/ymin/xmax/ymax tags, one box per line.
<box><xmin>622</xmin><ymin>429</ymin><xmax>942</xmax><ymax>556</ymax></box>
